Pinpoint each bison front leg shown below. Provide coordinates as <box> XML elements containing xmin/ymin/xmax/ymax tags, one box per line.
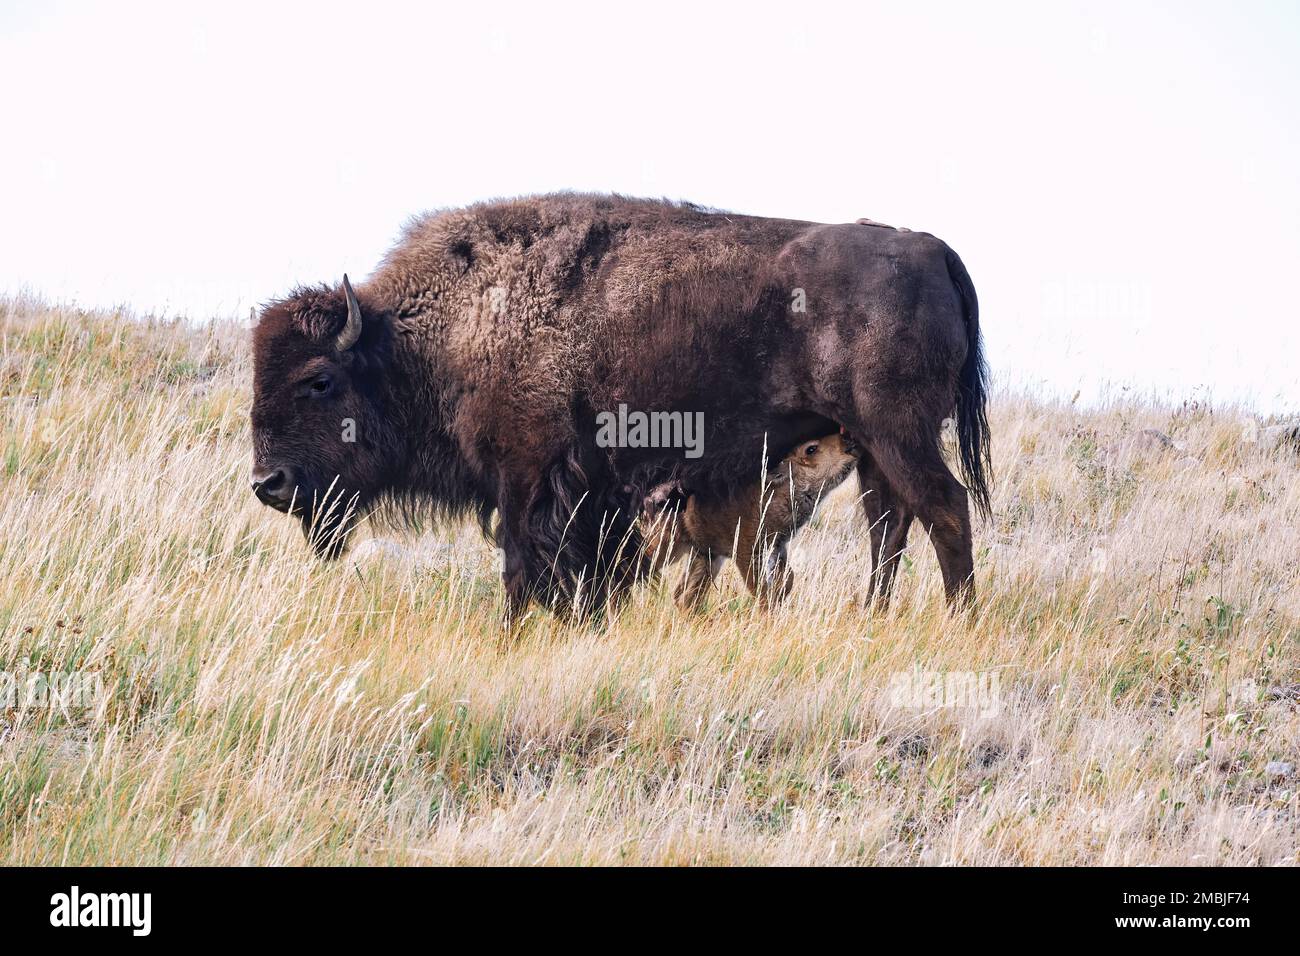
<box><xmin>499</xmin><ymin>534</ymin><xmax>534</xmax><ymax>625</ymax></box>
<box><xmin>494</xmin><ymin>476</ymin><xmax>555</xmax><ymax>621</ymax></box>
<box><xmin>496</xmin><ymin>453</ymin><xmax>643</xmax><ymax>618</ymax></box>
<box><xmin>492</xmin><ymin>499</ymin><xmax>543</xmax><ymax>626</ymax></box>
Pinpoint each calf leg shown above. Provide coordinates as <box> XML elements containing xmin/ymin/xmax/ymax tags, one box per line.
<box><xmin>674</xmin><ymin>548</ymin><xmax>722</xmax><ymax>610</ymax></box>
<box><xmin>735</xmin><ymin>537</ymin><xmax>793</xmax><ymax>608</ymax></box>
<box><xmin>763</xmin><ymin>541</ymin><xmax>794</xmax><ymax>607</ymax></box>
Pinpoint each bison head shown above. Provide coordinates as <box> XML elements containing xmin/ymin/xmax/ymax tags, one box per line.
<box><xmin>250</xmin><ymin>275</ymin><xmax>398</xmax><ymax>558</ymax></box>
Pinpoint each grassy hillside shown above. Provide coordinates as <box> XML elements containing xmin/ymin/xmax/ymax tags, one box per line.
<box><xmin>0</xmin><ymin>297</ymin><xmax>1296</xmax><ymax>865</ymax></box>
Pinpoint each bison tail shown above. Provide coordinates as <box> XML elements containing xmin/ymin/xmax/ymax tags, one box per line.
<box><xmin>947</xmin><ymin>247</ymin><xmax>993</xmax><ymax>520</ymax></box>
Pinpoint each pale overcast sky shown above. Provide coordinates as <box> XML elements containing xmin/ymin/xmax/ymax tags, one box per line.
<box><xmin>2</xmin><ymin>1</ymin><xmax>1298</xmax><ymax>409</ymax></box>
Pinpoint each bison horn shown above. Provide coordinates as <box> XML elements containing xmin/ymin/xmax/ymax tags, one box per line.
<box><xmin>337</xmin><ymin>274</ymin><xmax>363</xmax><ymax>351</ymax></box>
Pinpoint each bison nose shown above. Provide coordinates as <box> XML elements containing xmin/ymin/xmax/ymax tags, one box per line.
<box><xmin>251</xmin><ymin>466</ymin><xmax>296</xmax><ymax>510</ymax></box>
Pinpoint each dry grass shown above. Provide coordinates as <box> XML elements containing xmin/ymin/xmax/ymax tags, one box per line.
<box><xmin>1</xmin><ymin>296</ymin><xmax>1297</xmax><ymax>866</ymax></box>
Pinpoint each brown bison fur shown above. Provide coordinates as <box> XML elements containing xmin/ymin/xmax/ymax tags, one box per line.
<box><xmin>250</xmin><ymin>193</ymin><xmax>991</xmax><ymax>617</ymax></box>
<box><xmin>641</xmin><ymin>432</ymin><xmax>861</xmax><ymax>609</ymax></box>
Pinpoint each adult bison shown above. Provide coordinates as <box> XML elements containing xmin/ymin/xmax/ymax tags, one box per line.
<box><xmin>249</xmin><ymin>194</ymin><xmax>990</xmax><ymax>616</ymax></box>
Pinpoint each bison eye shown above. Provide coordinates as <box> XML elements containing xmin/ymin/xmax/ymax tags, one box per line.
<box><xmin>297</xmin><ymin>374</ymin><xmax>334</xmax><ymax>399</ymax></box>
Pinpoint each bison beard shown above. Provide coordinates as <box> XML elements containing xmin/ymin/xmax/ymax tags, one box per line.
<box><xmin>249</xmin><ymin>194</ymin><xmax>991</xmax><ymax>618</ymax></box>
<box><xmin>300</xmin><ymin>487</ymin><xmax>362</xmax><ymax>561</ymax></box>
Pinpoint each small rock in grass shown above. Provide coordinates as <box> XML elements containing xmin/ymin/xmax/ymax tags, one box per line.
<box><xmin>1102</xmin><ymin>428</ymin><xmax>1183</xmax><ymax>466</ymax></box>
<box><xmin>350</xmin><ymin>538</ymin><xmax>410</xmax><ymax>562</ymax></box>
<box><xmin>1262</xmin><ymin>422</ymin><xmax>1300</xmax><ymax>454</ymax></box>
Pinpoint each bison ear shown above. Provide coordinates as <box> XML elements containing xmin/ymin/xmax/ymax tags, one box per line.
<box><xmin>337</xmin><ymin>274</ymin><xmax>363</xmax><ymax>351</ymax></box>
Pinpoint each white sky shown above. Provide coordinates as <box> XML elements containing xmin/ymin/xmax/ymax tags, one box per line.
<box><xmin>3</xmin><ymin>0</ymin><xmax>1298</xmax><ymax>410</ymax></box>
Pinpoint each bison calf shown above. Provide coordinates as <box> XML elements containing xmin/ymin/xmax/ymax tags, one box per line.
<box><xmin>641</xmin><ymin>433</ymin><xmax>861</xmax><ymax>608</ymax></box>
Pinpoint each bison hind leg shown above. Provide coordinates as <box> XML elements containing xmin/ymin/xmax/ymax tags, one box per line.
<box><xmin>857</xmin><ymin>453</ymin><xmax>915</xmax><ymax>608</ymax></box>
<box><xmin>864</xmin><ymin>432</ymin><xmax>974</xmax><ymax>608</ymax></box>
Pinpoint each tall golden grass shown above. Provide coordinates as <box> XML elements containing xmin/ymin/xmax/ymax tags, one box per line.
<box><xmin>1</xmin><ymin>296</ymin><xmax>1296</xmax><ymax>865</ymax></box>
